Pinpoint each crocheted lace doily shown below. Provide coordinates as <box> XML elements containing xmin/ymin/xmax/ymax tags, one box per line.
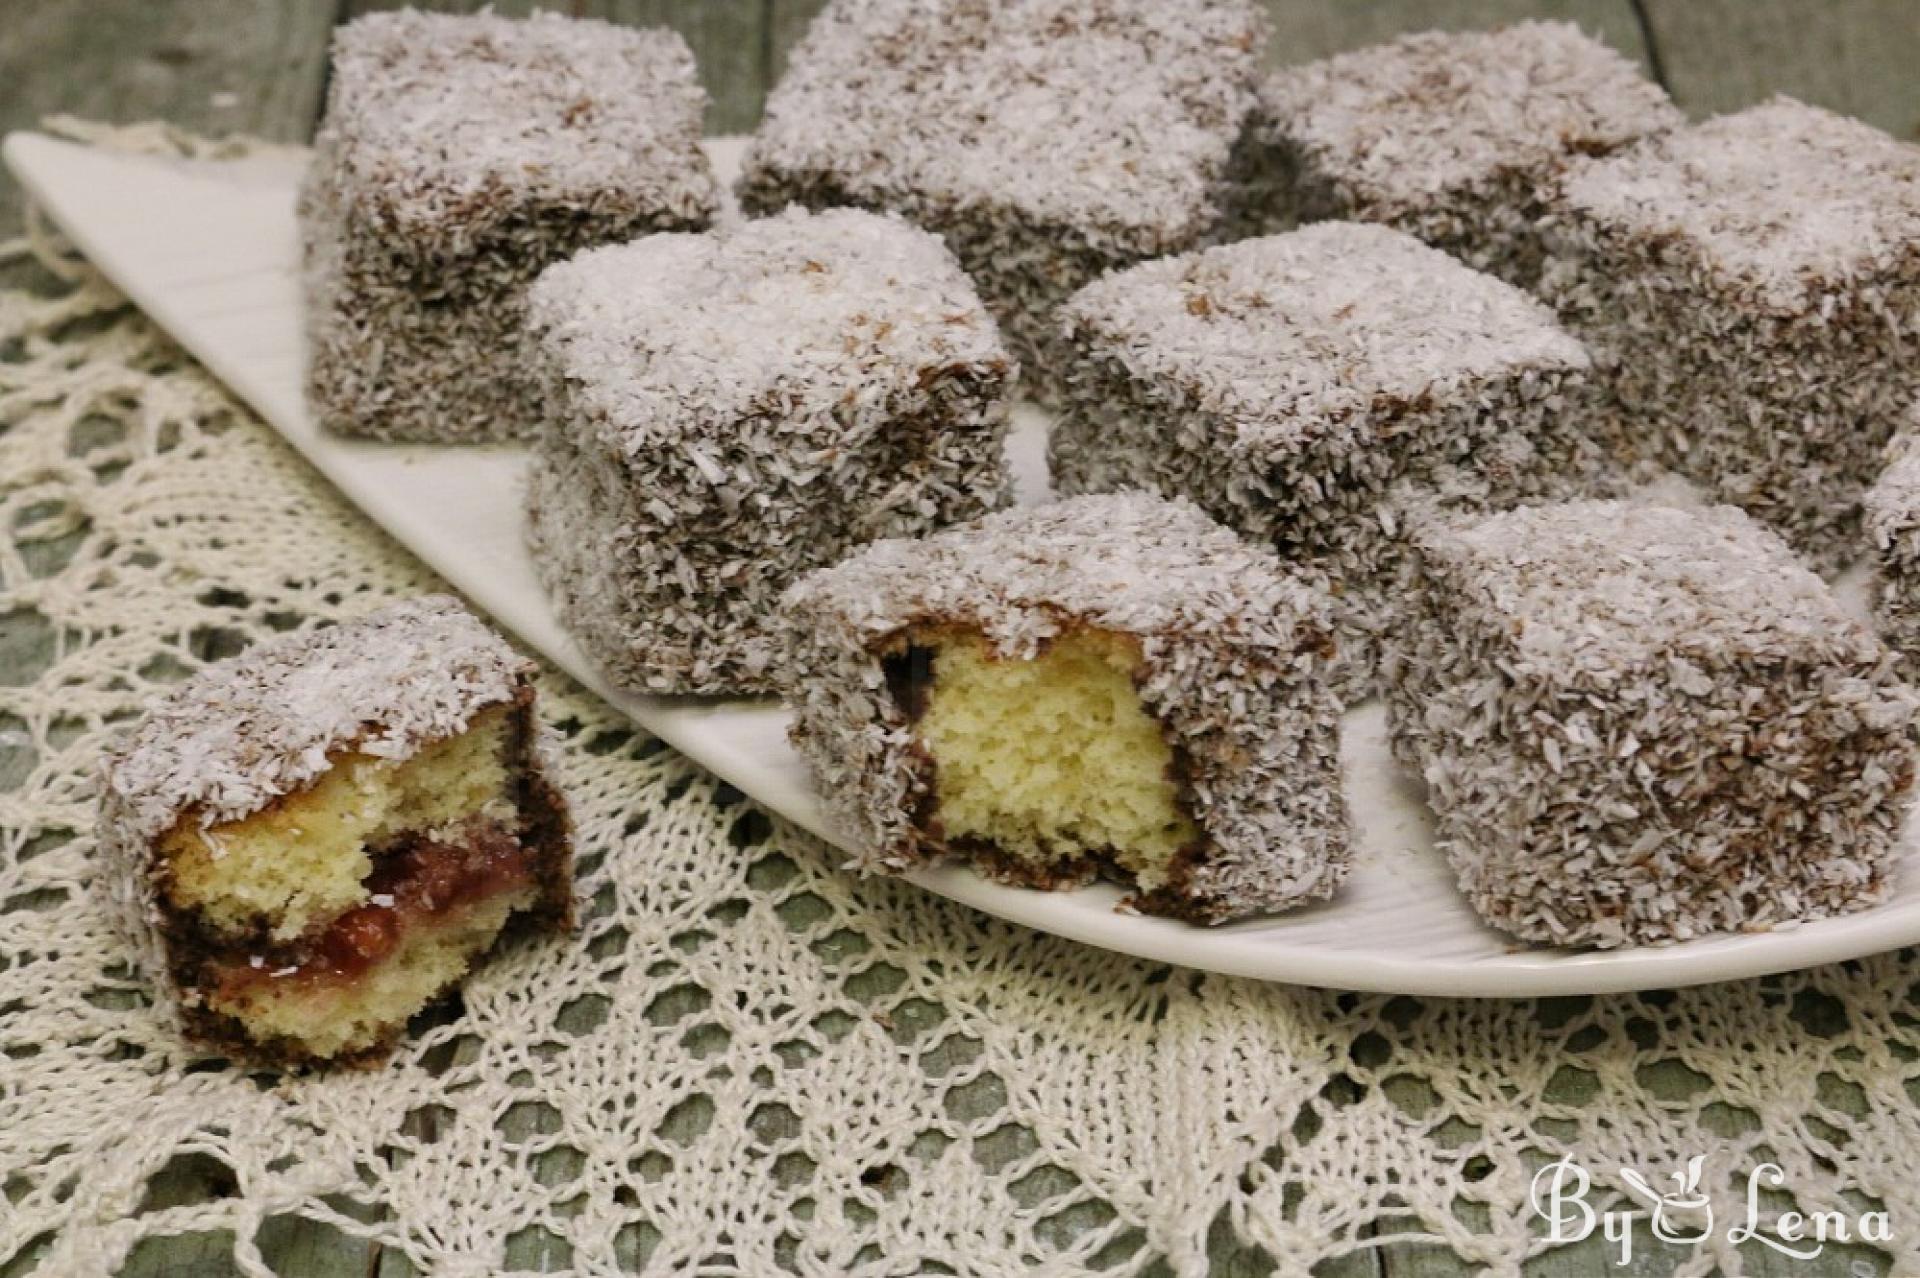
<box><xmin>1</xmin><ymin>125</ymin><xmax>1917</xmax><ymax>1278</ymax></box>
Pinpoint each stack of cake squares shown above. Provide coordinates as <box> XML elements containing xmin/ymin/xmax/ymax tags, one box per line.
<box><xmin>1051</xmin><ymin>220</ymin><xmax>1602</xmax><ymax>701</ymax></box>
<box><xmin>261</xmin><ymin>2</ymin><xmax>1920</xmax><ymax>962</ymax></box>
<box><xmin>301</xmin><ymin>10</ymin><xmax>720</xmax><ymax>442</ymax></box>
<box><xmin>740</xmin><ymin>0</ymin><xmax>1268</xmax><ymax>402</ymax></box>
<box><xmin>1233</xmin><ymin>21</ymin><xmax>1682</xmax><ymax>284</ymax></box>
<box><xmin>1542</xmin><ymin>97</ymin><xmax>1920</xmax><ymax>572</ymax></box>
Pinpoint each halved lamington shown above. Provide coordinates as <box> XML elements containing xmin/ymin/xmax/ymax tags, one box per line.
<box><xmin>98</xmin><ymin>598</ymin><xmax>574</xmax><ymax>1066</ymax></box>
<box><xmin>301</xmin><ymin>10</ymin><xmax>718</xmax><ymax>442</ymax></box>
<box><xmin>780</xmin><ymin>493</ymin><xmax>1350</xmax><ymax>923</ymax></box>
<box><xmin>525</xmin><ymin>206</ymin><xmax>1015</xmax><ymax>695</ymax></box>
<box><xmin>1236</xmin><ymin>21</ymin><xmax>1679</xmax><ymax>283</ymax></box>
<box><xmin>1051</xmin><ymin>220</ymin><xmax>1599</xmax><ymax>702</ymax></box>
<box><xmin>1543</xmin><ymin>98</ymin><xmax>1920</xmax><ymax>572</ymax></box>
<box><xmin>1864</xmin><ymin>418</ymin><xmax>1920</xmax><ymax>662</ymax></box>
<box><xmin>1385</xmin><ymin>501</ymin><xmax>1915</xmax><ymax>949</ymax></box>
<box><xmin>737</xmin><ymin>0</ymin><xmax>1265</xmax><ymax>402</ymax></box>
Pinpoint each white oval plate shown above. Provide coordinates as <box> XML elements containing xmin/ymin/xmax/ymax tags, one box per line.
<box><xmin>10</xmin><ymin>129</ymin><xmax>1916</xmax><ymax>995</ymax></box>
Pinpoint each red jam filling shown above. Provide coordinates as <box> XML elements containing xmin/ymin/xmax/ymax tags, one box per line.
<box><xmin>219</xmin><ymin>822</ymin><xmax>538</xmax><ymax>990</ymax></box>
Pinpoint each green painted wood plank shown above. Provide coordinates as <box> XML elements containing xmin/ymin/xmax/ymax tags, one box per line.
<box><xmin>0</xmin><ymin>0</ymin><xmax>337</xmax><ymax>236</ymax></box>
<box><xmin>768</xmin><ymin>0</ymin><xmax>828</xmax><ymax>81</ymax></box>
<box><xmin>339</xmin><ymin>0</ymin><xmax>774</xmax><ymax>133</ymax></box>
<box><xmin>1641</xmin><ymin>0</ymin><xmax>1920</xmax><ymax>136</ymax></box>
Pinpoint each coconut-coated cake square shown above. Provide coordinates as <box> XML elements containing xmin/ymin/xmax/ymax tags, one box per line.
<box><xmin>780</xmin><ymin>492</ymin><xmax>1352</xmax><ymax>923</ymax></box>
<box><xmin>1543</xmin><ymin>98</ymin><xmax>1920</xmax><ymax>572</ymax></box>
<box><xmin>525</xmin><ymin>206</ymin><xmax>1016</xmax><ymax>696</ymax></box>
<box><xmin>301</xmin><ymin>10</ymin><xmax>719</xmax><ymax>442</ymax></box>
<box><xmin>1051</xmin><ymin>220</ymin><xmax>1599</xmax><ymax>701</ymax></box>
<box><xmin>1236</xmin><ymin>21</ymin><xmax>1679</xmax><ymax>283</ymax></box>
<box><xmin>1385</xmin><ymin>501</ymin><xmax>1914</xmax><ymax>948</ymax></box>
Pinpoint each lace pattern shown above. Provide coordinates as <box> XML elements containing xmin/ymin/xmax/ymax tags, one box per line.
<box><xmin>1</xmin><ymin>127</ymin><xmax>1917</xmax><ymax>1278</ymax></box>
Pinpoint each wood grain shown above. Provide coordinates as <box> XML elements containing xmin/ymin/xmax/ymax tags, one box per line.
<box><xmin>1642</xmin><ymin>0</ymin><xmax>1920</xmax><ymax>136</ymax></box>
<box><xmin>0</xmin><ymin>0</ymin><xmax>336</xmax><ymax>235</ymax></box>
<box><xmin>768</xmin><ymin>0</ymin><xmax>828</xmax><ymax>80</ymax></box>
<box><xmin>339</xmin><ymin>0</ymin><xmax>776</xmax><ymax>133</ymax></box>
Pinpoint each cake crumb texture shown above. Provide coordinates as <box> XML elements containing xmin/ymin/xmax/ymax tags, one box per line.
<box><xmin>161</xmin><ymin>707</ymin><xmax>513</xmax><ymax>942</ymax></box>
<box><xmin>780</xmin><ymin>493</ymin><xmax>1351</xmax><ymax>923</ymax></box>
<box><xmin>910</xmin><ymin>628</ymin><xmax>1199</xmax><ymax>892</ymax></box>
<box><xmin>98</xmin><ymin>597</ymin><xmax>574</xmax><ymax>1065</ymax></box>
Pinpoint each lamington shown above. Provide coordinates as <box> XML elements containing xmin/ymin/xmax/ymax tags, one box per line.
<box><xmin>525</xmin><ymin>206</ymin><xmax>1015</xmax><ymax>696</ymax></box>
<box><xmin>737</xmin><ymin>0</ymin><xmax>1266</xmax><ymax>402</ymax></box>
<box><xmin>1384</xmin><ymin>501</ymin><xmax>1916</xmax><ymax>949</ymax></box>
<box><xmin>1542</xmin><ymin>97</ymin><xmax>1920</xmax><ymax>572</ymax></box>
<box><xmin>98</xmin><ymin>598</ymin><xmax>574</xmax><ymax>1066</ymax></box>
<box><xmin>1234</xmin><ymin>21</ymin><xmax>1680</xmax><ymax>284</ymax></box>
<box><xmin>301</xmin><ymin>10</ymin><xmax>719</xmax><ymax>442</ymax></box>
<box><xmin>1051</xmin><ymin>220</ymin><xmax>1600</xmax><ymax>702</ymax></box>
<box><xmin>779</xmin><ymin>493</ymin><xmax>1351</xmax><ymax>923</ymax></box>
<box><xmin>1864</xmin><ymin>419</ymin><xmax>1920</xmax><ymax>663</ymax></box>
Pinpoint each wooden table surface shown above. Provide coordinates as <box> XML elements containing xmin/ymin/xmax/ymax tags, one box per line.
<box><xmin>2</xmin><ymin>2</ymin><xmax>1917</xmax><ymax>1275</ymax></box>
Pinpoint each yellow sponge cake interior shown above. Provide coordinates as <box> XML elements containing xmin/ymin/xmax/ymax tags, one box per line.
<box><xmin>151</xmin><ymin>703</ymin><xmax>565</xmax><ymax>1064</ymax></box>
<box><xmin>206</xmin><ymin>891</ymin><xmax>534</xmax><ymax>1061</ymax></box>
<box><xmin>161</xmin><ymin>706</ymin><xmax>514</xmax><ymax>941</ymax></box>
<box><xmin>905</xmin><ymin>627</ymin><xmax>1198</xmax><ymax>889</ymax></box>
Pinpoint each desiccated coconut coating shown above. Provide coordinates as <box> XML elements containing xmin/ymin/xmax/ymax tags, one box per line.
<box><xmin>1384</xmin><ymin>501</ymin><xmax>1916</xmax><ymax>949</ymax></box>
<box><xmin>737</xmin><ymin>0</ymin><xmax>1266</xmax><ymax>404</ymax></box>
<box><xmin>1050</xmin><ymin>220</ymin><xmax>1603</xmax><ymax>703</ymax></box>
<box><xmin>1541</xmin><ymin>97</ymin><xmax>1920</xmax><ymax>573</ymax></box>
<box><xmin>97</xmin><ymin>596</ymin><xmax>574</xmax><ymax>1064</ymax></box>
<box><xmin>1864</xmin><ymin>416</ymin><xmax>1920</xmax><ymax>664</ymax></box>
<box><xmin>779</xmin><ymin>492</ymin><xmax>1352</xmax><ymax>924</ymax></box>
<box><xmin>103</xmin><ymin>598</ymin><xmax>530</xmax><ymax>842</ymax></box>
<box><xmin>300</xmin><ymin>9</ymin><xmax>719</xmax><ymax>443</ymax></box>
<box><xmin>525</xmin><ymin>206</ymin><xmax>1015</xmax><ymax>696</ymax></box>
<box><xmin>1231</xmin><ymin>21</ymin><xmax>1680</xmax><ymax>284</ymax></box>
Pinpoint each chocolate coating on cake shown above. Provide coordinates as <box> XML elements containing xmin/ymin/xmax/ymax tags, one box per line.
<box><xmin>301</xmin><ymin>9</ymin><xmax>719</xmax><ymax>442</ymax></box>
<box><xmin>98</xmin><ymin>597</ymin><xmax>574</xmax><ymax>1065</ymax></box>
<box><xmin>738</xmin><ymin>0</ymin><xmax>1266</xmax><ymax>401</ymax></box>
<box><xmin>1384</xmin><ymin>500</ymin><xmax>1916</xmax><ymax>948</ymax></box>
<box><xmin>1051</xmin><ymin>221</ymin><xmax>1602</xmax><ymax>701</ymax></box>
<box><xmin>1558</xmin><ymin>97</ymin><xmax>1920</xmax><ymax>312</ymax></box>
<box><xmin>1864</xmin><ymin>414</ymin><xmax>1920</xmax><ymax>664</ymax></box>
<box><xmin>103</xmin><ymin>597</ymin><xmax>533</xmax><ymax>841</ymax></box>
<box><xmin>780</xmin><ymin>492</ymin><xmax>1352</xmax><ymax>923</ymax></box>
<box><xmin>1231</xmin><ymin>21</ymin><xmax>1679</xmax><ymax>284</ymax></box>
<box><xmin>525</xmin><ymin>206</ymin><xmax>1015</xmax><ymax>695</ymax></box>
<box><xmin>1541</xmin><ymin>98</ymin><xmax>1920</xmax><ymax>571</ymax></box>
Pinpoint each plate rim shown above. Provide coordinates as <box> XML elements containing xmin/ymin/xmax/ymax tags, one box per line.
<box><xmin>10</xmin><ymin>127</ymin><xmax>1918</xmax><ymax>998</ymax></box>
